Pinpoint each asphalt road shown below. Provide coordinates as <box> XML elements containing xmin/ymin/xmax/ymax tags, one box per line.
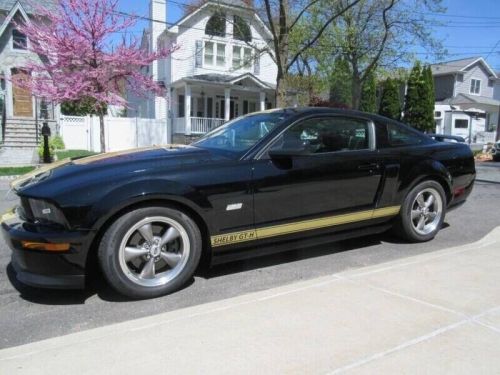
<box><xmin>1</xmin><ymin>164</ymin><xmax>499</xmax><ymax>349</ymax></box>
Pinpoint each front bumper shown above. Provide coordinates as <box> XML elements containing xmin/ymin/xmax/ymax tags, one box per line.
<box><xmin>1</xmin><ymin>208</ymin><xmax>90</xmax><ymax>289</ymax></box>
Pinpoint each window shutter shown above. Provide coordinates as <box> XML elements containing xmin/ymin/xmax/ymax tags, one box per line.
<box><xmin>195</xmin><ymin>40</ymin><xmax>203</xmax><ymax>67</ymax></box>
<box><xmin>253</xmin><ymin>53</ymin><xmax>260</xmax><ymax>75</ymax></box>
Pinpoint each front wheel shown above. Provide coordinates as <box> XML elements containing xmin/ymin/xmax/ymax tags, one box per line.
<box><xmin>394</xmin><ymin>180</ymin><xmax>446</xmax><ymax>242</ymax></box>
<box><xmin>98</xmin><ymin>206</ymin><xmax>202</xmax><ymax>299</ymax></box>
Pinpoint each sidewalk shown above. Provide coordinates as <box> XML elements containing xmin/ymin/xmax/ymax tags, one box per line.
<box><xmin>1</xmin><ymin>228</ymin><xmax>500</xmax><ymax>374</ymax></box>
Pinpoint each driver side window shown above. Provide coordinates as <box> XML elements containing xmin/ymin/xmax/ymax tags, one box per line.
<box><xmin>270</xmin><ymin>116</ymin><xmax>370</xmax><ymax>154</ymax></box>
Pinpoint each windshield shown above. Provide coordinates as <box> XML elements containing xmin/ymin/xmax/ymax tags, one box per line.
<box><xmin>193</xmin><ymin>112</ymin><xmax>288</xmax><ymax>158</ymax></box>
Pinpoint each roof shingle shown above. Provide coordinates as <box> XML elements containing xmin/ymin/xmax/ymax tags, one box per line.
<box><xmin>430</xmin><ymin>56</ymin><xmax>480</xmax><ymax>75</ymax></box>
<box><xmin>0</xmin><ymin>0</ymin><xmax>57</xmax><ymax>14</ymax></box>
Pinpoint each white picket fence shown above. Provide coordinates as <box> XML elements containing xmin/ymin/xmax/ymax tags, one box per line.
<box><xmin>60</xmin><ymin>115</ymin><xmax>170</xmax><ymax>152</ymax></box>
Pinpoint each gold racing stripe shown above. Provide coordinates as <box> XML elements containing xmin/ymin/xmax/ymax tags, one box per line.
<box><xmin>211</xmin><ymin>206</ymin><xmax>401</xmax><ymax>247</ymax></box>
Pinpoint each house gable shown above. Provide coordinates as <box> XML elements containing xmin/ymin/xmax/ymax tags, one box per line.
<box><xmin>455</xmin><ymin>61</ymin><xmax>495</xmax><ymax>98</ymax></box>
<box><xmin>431</xmin><ymin>57</ymin><xmax>498</xmax><ymax>101</ymax></box>
<box><xmin>0</xmin><ymin>1</ymin><xmax>29</xmax><ymax>40</ymax></box>
<box><xmin>166</xmin><ymin>1</ymin><xmax>277</xmax><ymax>87</ymax></box>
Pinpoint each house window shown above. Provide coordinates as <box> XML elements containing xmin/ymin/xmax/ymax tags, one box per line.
<box><xmin>205</xmin><ymin>13</ymin><xmax>226</xmax><ymax>37</ymax></box>
<box><xmin>243</xmin><ymin>48</ymin><xmax>252</xmax><ymax>68</ymax></box>
<box><xmin>216</xmin><ymin>44</ymin><xmax>225</xmax><ymax>67</ymax></box>
<box><xmin>204</xmin><ymin>42</ymin><xmax>214</xmax><ymax>66</ymax></box>
<box><xmin>178</xmin><ymin>95</ymin><xmax>185</xmax><ymax>117</ymax></box>
<box><xmin>196</xmin><ymin>97</ymin><xmax>204</xmax><ymax>117</ymax></box>
<box><xmin>233</xmin><ymin>15</ymin><xmax>251</xmax><ymax>42</ymax></box>
<box><xmin>232</xmin><ymin>46</ymin><xmax>241</xmax><ymax>68</ymax></box>
<box><xmin>454</xmin><ymin>119</ymin><xmax>468</xmax><ymax>129</ymax></box>
<box><xmin>204</xmin><ymin>42</ymin><xmax>225</xmax><ymax>67</ymax></box>
<box><xmin>232</xmin><ymin>46</ymin><xmax>252</xmax><ymax>69</ymax></box>
<box><xmin>470</xmin><ymin>79</ymin><xmax>481</xmax><ymax>95</ymax></box>
<box><xmin>434</xmin><ymin>111</ymin><xmax>442</xmax><ymax>118</ymax></box>
<box><xmin>243</xmin><ymin>100</ymin><xmax>257</xmax><ymax>115</ymax></box>
<box><xmin>207</xmin><ymin>97</ymin><xmax>213</xmax><ymax>118</ymax></box>
<box><xmin>12</xmin><ymin>29</ymin><xmax>27</xmax><ymax>50</ymax></box>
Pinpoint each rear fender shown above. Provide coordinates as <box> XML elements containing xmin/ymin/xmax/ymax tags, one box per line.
<box><xmin>399</xmin><ymin>159</ymin><xmax>452</xmax><ymax>202</ymax></box>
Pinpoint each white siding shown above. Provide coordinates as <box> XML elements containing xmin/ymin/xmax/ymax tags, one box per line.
<box><xmin>455</xmin><ymin>62</ymin><xmax>494</xmax><ymax>97</ymax></box>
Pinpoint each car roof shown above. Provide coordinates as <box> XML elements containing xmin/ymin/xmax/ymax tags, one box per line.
<box><xmin>274</xmin><ymin>107</ymin><xmax>404</xmax><ymax>125</ymax></box>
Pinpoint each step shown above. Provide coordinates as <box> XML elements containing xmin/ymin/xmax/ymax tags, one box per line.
<box><xmin>4</xmin><ymin>140</ymin><xmax>38</xmax><ymax>148</ymax></box>
<box><xmin>4</xmin><ymin>129</ymin><xmax>39</xmax><ymax>135</ymax></box>
<box><xmin>5</xmin><ymin>118</ymin><xmax>56</xmax><ymax>122</ymax></box>
<box><xmin>4</xmin><ymin>138</ymin><xmax>39</xmax><ymax>144</ymax></box>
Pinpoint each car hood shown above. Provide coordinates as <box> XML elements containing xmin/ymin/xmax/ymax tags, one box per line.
<box><xmin>12</xmin><ymin>145</ymin><xmax>225</xmax><ymax>197</ymax></box>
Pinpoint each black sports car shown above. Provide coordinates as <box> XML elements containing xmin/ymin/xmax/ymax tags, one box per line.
<box><xmin>1</xmin><ymin>108</ymin><xmax>475</xmax><ymax>299</ymax></box>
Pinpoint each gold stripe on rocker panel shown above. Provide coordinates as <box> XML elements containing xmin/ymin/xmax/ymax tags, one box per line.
<box><xmin>210</xmin><ymin>206</ymin><xmax>401</xmax><ymax>247</ymax></box>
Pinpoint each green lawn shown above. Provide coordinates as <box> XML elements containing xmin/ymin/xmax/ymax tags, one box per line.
<box><xmin>0</xmin><ymin>166</ymin><xmax>36</xmax><ymax>176</ymax></box>
<box><xmin>55</xmin><ymin>149</ymin><xmax>98</xmax><ymax>160</ymax></box>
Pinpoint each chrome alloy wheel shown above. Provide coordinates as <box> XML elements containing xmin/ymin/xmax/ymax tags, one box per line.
<box><xmin>118</xmin><ymin>216</ymin><xmax>190</xmax><ymax>287</ymax></box>
<box><xmin>411</xmin><ymin>187</ymin><xmax>443</xmax><ymax>236</ymax></box>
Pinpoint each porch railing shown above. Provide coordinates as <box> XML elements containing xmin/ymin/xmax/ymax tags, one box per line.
<box><xmin>174</xmin><ymin>117</ymin><xmax>225</xmax><ymax>135</ymax></box>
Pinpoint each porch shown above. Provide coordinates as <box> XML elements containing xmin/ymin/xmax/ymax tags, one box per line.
<box><xmin>170</xmin><ymin>73</ymin><xmax>276</xmax><ymax>135</ymax></box>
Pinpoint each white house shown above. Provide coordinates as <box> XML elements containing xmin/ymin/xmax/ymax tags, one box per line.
<box><xmin>127</xmin><ymin>0</ymin><xmax>278</xmax><ymax>138</ymax></box>
<box><xmin>431</xmin><ymin>57</ymin><xmax>500</xmax><ymax>144</ymax></box>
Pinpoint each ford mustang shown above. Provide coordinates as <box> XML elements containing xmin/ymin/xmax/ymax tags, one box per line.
<box><xmin>1</xmin><ymin>108</ymin><xmax>475</xmax><ymax>299</ymax></box>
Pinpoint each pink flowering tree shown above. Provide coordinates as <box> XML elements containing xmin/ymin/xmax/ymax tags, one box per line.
<box><xmin>12</xmin><ymin>0</ymin><xmax>176</xmax><ymax>152</ymax></box>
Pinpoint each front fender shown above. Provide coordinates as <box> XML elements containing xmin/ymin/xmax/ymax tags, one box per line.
<box><xmin>88</xmin><ymin>179</ymin><xmax>212</xmax><ymax>232</ymax></box>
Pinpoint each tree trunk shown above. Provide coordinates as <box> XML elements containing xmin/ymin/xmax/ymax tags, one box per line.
<box><xmin>276</xmin><ymin>72</ymin><xmax>288</xmax><ymax>108</ymax></box>
<box><xmin>99</xmin><ymin>113</ymin><xmax>105</xmax><ymax>153</ymax></box>
<box><xmin>351</xmin><ymin>76</ymin><xmax>362</xmax><ymax>110</ymax></box>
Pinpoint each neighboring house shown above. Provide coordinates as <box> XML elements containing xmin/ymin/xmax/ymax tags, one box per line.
<box><xmin>0</xmin><ymin>0</ymin><xmax>58</xmax><ymax>149</ymax></box>
<box><xmin>127</xmin><ymin>0</ymin><xmax>277</xmax><ymax>138</ymax></box>
<box><xmin>431</xmin><ymin>57</ymin><xmax>500</xmax><ymax>143</ymax></box>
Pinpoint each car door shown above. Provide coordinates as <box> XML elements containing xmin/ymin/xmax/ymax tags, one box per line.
<box><xmin>251</xmin><ymin>115</ymin><xmax>384</xmax><ymax>241</ymax></box>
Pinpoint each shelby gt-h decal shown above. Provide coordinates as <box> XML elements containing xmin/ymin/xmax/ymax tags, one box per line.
<box><xmin>211</xmin><ymin>206</ymin><xmax>401</xmax><ymax>247</ymax></box>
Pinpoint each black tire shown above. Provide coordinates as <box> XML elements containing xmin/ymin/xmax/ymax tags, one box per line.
<box><xmin>394</xmin><ymin>180</ymin><xmax>447</xmax><ymax>242</ymax></box>
<box><xmin>493</xmin><ymin>154</ymin><xmax>500</xmax><ymax>162</ymax></box>
<box><xmin>98</xmin><ymin>206</ymin><xmax>202</xmax><ymax>299</ymax></box>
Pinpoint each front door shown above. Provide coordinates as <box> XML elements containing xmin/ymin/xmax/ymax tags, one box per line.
<box><xmin>11</xmin><ymin>69</ymin><xmax>33</xmax><ymax>117</ymax></box>
<box><xmin>252</xmin><ymin>115</ymin><xmax>383</xmax><ymax>239</ymax></box>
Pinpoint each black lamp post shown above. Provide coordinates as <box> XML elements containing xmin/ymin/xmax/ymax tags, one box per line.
<box><xmin>41</xmin><ymin>121</ymin><xmax>51</xmax><ymax>163</ymax></box>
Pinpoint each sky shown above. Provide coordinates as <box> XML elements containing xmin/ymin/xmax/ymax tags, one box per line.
<box><xmin>117</xmin><ymin>0</ymin><xmax>500</xmax><ymax>73</ymax></box>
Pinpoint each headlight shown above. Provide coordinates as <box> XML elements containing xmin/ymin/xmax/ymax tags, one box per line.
<box><xmin>28</xmin><ymin>199</ymin><xmax>68</xmax><ymax>227</ymax></box>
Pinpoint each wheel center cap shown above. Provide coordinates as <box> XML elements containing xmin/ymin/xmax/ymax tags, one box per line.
<box><xmin>151</xmin><ymin>246</ymin><xmax>161</xmax><ymax>257</ymax></box>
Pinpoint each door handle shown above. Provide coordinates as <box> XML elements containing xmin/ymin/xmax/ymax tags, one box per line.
<box><xmin>358</xmin><ymin>163</ymin><xmax>380</xmax><ymax>171</ymax></box>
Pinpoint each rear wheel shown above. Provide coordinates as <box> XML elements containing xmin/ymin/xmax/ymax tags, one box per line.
<box><xmin>395</xmin><ymin>180</ymin><xmax>446</xmax><ymax>242</ymax></box>
<box><xmin>98</xmin><ymin>206</ymin><xmax>202</xmax><ymax>299</ymax></box>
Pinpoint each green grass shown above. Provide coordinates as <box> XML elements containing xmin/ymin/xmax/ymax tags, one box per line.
<box><xmin>55</xmin><ymin>150</ymin><xmax>98</xmax><ymax>160</ymax></box>
<box><xmin>0</xmin><ymin>166</ymin><xmax>36</xmax><ymax>176</ymax></box>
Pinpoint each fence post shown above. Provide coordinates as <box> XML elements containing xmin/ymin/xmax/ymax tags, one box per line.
<box><xmin>136</xmin><ymin>117</ymin><xmax>139</xmax><ymax>148</ymax></box>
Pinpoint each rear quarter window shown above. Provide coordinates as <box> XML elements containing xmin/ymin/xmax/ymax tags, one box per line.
<box><xmin>376</xmin><ymin>121</ymin><xmax>428</xmax><ymax>148</ymax></box>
